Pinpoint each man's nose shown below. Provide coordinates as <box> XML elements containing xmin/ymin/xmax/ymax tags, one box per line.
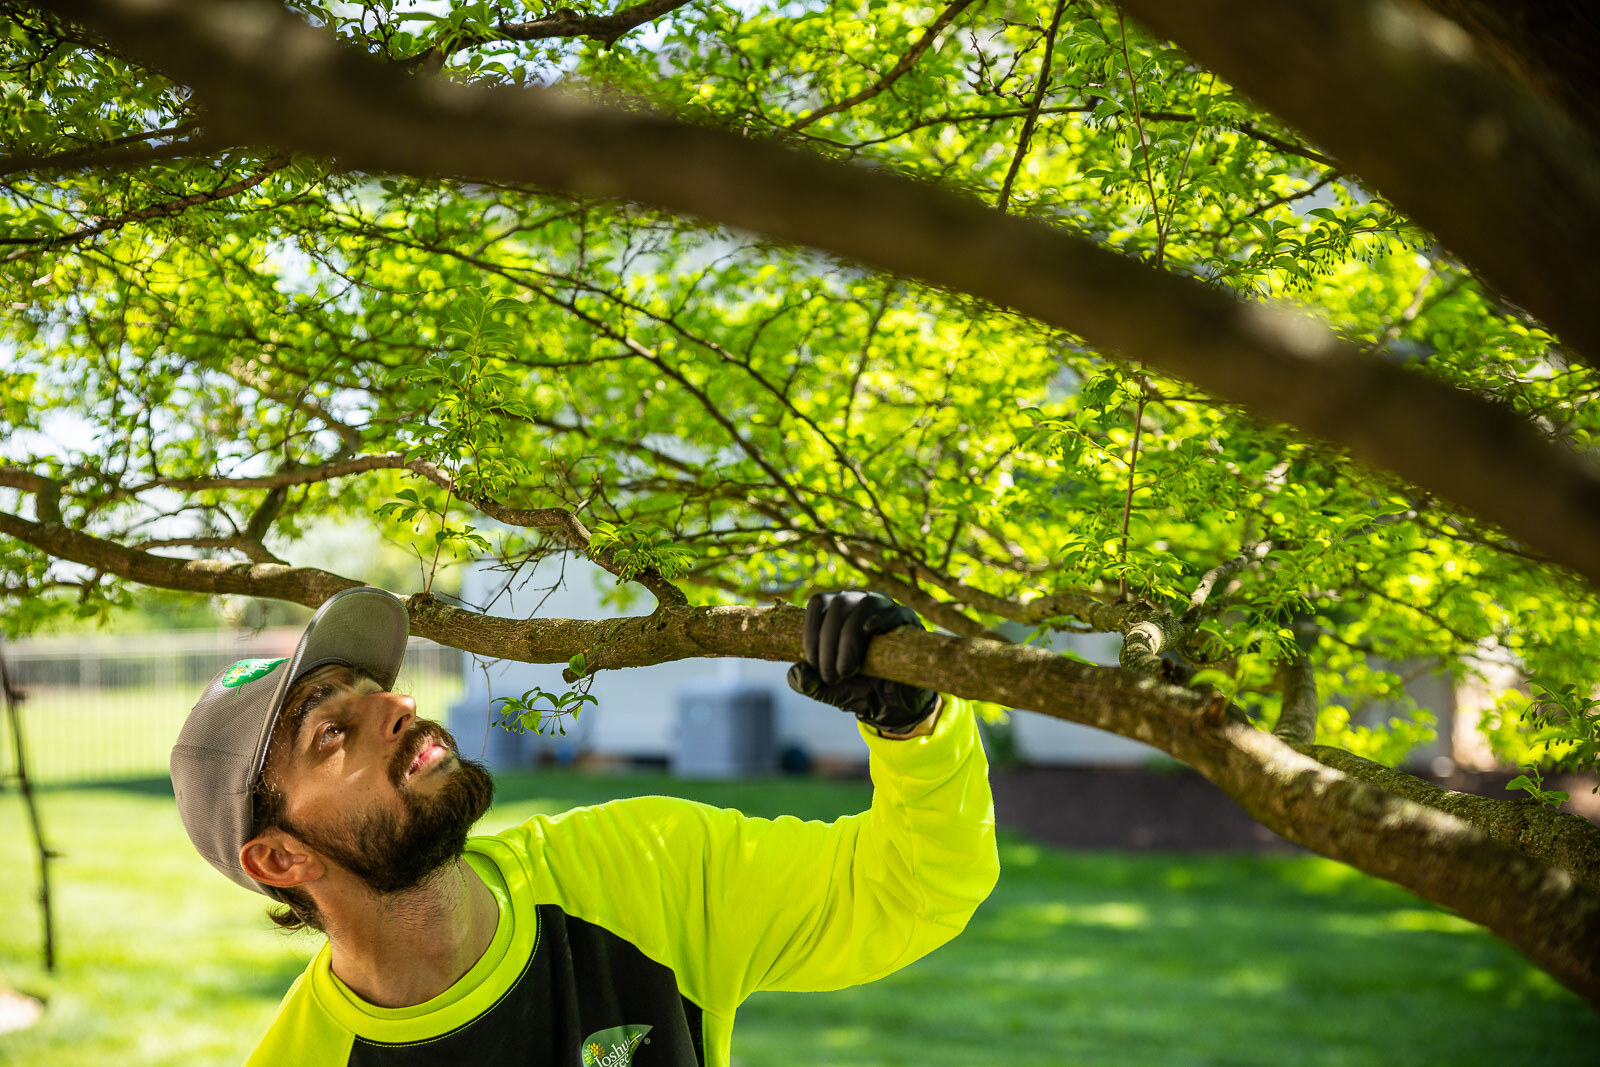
<box><xmin>370</xmin><ymin>691</ymin><xmax>416</xmax><ymax>743</ymax></box>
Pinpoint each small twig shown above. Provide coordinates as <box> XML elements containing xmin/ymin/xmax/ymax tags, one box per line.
<box><xmin>1155</xmin><ymin>70</ymin><xmax>1215</xmax><ymax>256</ymax></box>
<box><xmin>424</xmin><ymin>479</ymin><xmax>455</xmax><ymax>596</ymax></box>
<box><xmin>997</xmin><ymin>0</ymin><xmax>1067</xmax><ymax>212</ymax></box>
<box><xmin>1116</xmin><ymin>389</ymin><xmax>1148</xmax><ymax>600</ymax></box>
<box><xmin>401</xmin><ymin>0</ymin><xmax>696</xmax><ymax>71</ymax></box>
<box><xmin>1183</xmin><ymin>540</ymin><xmax>1272</xmax><ymax>622</ymax></box>
<box><xmin>2</xmin><ymin>155</ymin><xmax>290</xmax><ymax>262</ymax></box>
<box><xmin>791</xmin><ymin>0</ymin><xmax>985</xmax><ymax>131</ymax></box>
<box><xmin>1117</xmin><ymin>9</ymin><xmax>1164</xmax><ymax>265</ymax></box>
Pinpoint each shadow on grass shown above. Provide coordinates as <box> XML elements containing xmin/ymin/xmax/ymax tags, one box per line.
<box><xmin>734</xmin><ymin>832</ymin><xmax>1600</xmax><ymax>1066</ymax></box>
<box><xmin>32</xmin><ymin>774</ymin><xmax>175</xmax><ymax>797</ymax></box>
<box><xmin>487</xmin><ymin>768</ymin><xmax>872</xmax><ymax>825</ymax></box>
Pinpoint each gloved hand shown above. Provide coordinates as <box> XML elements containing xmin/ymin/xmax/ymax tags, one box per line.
<box><xmin>786</xmin><ymin>590</ymin><xmax>938</xmax><ymax>735</ymax></box>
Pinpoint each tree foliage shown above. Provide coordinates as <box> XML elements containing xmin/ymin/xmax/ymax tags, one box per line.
<box><xmin>4</xmin><ymin>0</ymin><xmax>1600</xmax><ymax>1002</ymax></box>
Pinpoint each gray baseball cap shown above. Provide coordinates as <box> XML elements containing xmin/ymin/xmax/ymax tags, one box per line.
<box><xmin>170</xmin><ymin>586</ymin><xmax>411</xmax><ymax>898</ymax></box>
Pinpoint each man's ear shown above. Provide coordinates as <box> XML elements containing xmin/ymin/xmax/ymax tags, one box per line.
<box><xmin>240</xmin><ymin>829</ymin><xmax>324</xmax><ymax>890</ymax></box>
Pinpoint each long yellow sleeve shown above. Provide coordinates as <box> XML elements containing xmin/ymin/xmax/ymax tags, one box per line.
<box><xmin>499</xmin><ymin>695</ymin><xmax>999</xmax><ymax>1014</ymax></box>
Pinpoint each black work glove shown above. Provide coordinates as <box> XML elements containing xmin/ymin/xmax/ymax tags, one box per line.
<box><xmin>786</xmin><ymin>591</ymin><xmax>938</xmax><ymax>735</ymax></box>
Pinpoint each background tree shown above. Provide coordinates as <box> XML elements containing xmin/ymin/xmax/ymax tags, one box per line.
<box><xmin>3</xmin><ymin>0</ymin><xmax>1600</xmax><ymax>1003</ymax></box>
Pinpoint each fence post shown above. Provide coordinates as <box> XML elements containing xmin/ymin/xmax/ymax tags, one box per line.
<box><xmin>0</xmin><ymin>643</ymin><xmax>57</xmax><ymax>972</ymax></box>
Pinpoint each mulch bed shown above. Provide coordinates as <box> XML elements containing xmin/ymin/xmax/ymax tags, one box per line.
<box><xmin>992</xmin><ymin>763</ymin><xmax>1600</xmax><ymax>852</ymax></box>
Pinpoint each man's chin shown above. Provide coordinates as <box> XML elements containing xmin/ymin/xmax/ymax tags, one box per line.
<box><xmin>310</xmin><ymin>755</ymin><xmax>496</xmax><ymax>896</ymax></box>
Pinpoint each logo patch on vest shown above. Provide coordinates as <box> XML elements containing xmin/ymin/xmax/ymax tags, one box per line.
<box><xmin>581</xmin><ymin>1024</ymin><xmax>651</xmax><ymax>1066</ymax></box>
<box><xmin>221</xmin><ymin>657</ymin><xmax>287</xmax><ymax>688</ymax></box>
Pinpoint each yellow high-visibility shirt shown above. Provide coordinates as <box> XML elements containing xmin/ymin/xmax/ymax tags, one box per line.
<box><xmin>247</xmin><ymin>698</ymin><xmax>998</xmax><ymax>1066</ymax></box>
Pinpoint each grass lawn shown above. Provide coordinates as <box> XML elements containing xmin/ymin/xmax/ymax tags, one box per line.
<box><xmin>2</xmin><ymin>770</ymin><xmax>1597</xmax><ymax>1066</ymax></box>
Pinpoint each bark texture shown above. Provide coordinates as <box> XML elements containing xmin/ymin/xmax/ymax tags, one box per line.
<box><xmin>1410</xmin><ymin>0</ymin><xmax>1600</xmax><ymax>147</ymax></box>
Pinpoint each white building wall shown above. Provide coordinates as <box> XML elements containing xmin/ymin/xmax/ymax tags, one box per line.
<box><xmin>444</xmin><ymin>553</ymin><xmax>863</xmax><ymax>768</ymax></box>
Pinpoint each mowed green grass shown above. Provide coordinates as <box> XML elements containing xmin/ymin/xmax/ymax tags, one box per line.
<box><xmin>2</xmin><ymin>771</ymin><xmax>1597</xmax><ymax>1066</ymax></box>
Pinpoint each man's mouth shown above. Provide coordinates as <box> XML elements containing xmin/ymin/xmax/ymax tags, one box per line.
<box><xmin>405</xmin><ymin>741</ymin><xmax>451</xmax><ymax>779</ymax></box>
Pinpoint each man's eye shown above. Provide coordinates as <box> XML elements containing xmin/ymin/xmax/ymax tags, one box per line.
<box><xmin>317</xmin><ymin>723</ymin><xmax>344</xmax><ymax>746</ymax></box>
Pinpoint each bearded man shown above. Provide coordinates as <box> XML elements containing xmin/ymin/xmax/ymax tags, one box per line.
<box><xmin>170</xmin><ymin>586</ymin><xmax>998</xmax><ymax>1065</ymax></box>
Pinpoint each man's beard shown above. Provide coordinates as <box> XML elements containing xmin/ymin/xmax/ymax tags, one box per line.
<box><xmin>281</xmin><ymin>721</ymin><xmax>495</xmax><ymax>895</ymax></box>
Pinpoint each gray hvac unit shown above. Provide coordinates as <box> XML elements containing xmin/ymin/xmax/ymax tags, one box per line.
<box><xmin>673</xmin><ymin>678</ymin><xmax>777</xmax><ymax>778</ymax></box>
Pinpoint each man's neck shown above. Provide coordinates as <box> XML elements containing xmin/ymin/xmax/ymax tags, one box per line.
<box><xmin>319</xmin><ymin>856</ymin><xmax>500</xmax><ymax>1009</ymax></box>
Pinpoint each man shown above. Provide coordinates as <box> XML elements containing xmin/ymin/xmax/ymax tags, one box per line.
<box><xmin>171</xmin><ymin>586</ymin><xmax>998</xmax><ymax>1065</ymax></box>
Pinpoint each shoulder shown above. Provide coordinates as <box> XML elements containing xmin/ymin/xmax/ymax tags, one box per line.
<box><xmin>477</xmin><ymin>796</ymin><xmax>759</xmax><ymax>901</ymax></box>
<box><xmin>490</xmin><ymin>794</ymin><xmax>735</xmax><ymax>851</ymax></box>
<box><xmin>246</xmin><ymin>968</ymin><xmax>354</xmax><ymax>1066</ymax></box>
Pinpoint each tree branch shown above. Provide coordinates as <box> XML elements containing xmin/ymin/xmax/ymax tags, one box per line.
<box><xmin>1307</xmin><ymin>743</ymin><xmax>1600</xmax><ymax>900</ymax></box>
<box><xmin>996</xmin><ymin>0</ymin><xmax>1065</xmax><ymax>212</ymax></box>
<box><xmin>28</xmin><ymin>450</ymin><xmax>688</xmax><ymax>608</ymax></box>
<box><xmin>402</xmin><ymin>0</ymin><xmax>696</xmax><ymax>71</ymax></box>
<box><xmin>1121</xmin><ymin>0</ymin><xmax>1600</xmax><ymax>364</ymax></box>
<box><xmin>1</xmin><ymin>155</ymin><xmax>290</xmax><ymax>261</ymax></box>
<box><xmin>133</xmin><ymin>535</ymin><xmax>285</xmax><ymax>564</ymax></box>
<box><xmin>790</xmin><ymin>0</ymin><xmax>984</xmax><ymax>131</ymax></box>
<box><xmin>1183</xmin><ymin>540</ymin><xmax>1271</xmax><ymax>621</ymax></box>
<box><xmin>1273</xmin><ymin>646</ymin><xmax>1317</xmax><ymax>746</ymax></box>
<box><xmin>0</xmin><ymin>509</ymin><xmax>359</xmax><ymax>605</ymax></box>
<box><xmin>0</xmin><ymin>119</ymin><xmax>200</xmax><ymax>178</ymax></box>
<box><xmin>0</xmin><ymin>468</ymin><xmax>63</xmax><ymax>523</ymax></box>
<box><xmin>39</xmin><ymin>0</ymin><xmax>1600</xmax><ymax>591</ymax></box>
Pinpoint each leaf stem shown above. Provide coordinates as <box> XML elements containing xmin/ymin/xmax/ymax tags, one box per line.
<box><xmin>1118</xmin><ymin>388</ymin><xmax>1147</xmax><ymax>600</ymax></box>
<box><xmin>997</xmin><ymin>0</ymin><xmax>1068</xmax><ymax>212</ymax></box>
<box><xmin>1117</xmin><ymin>9</ymin><xmax>1164</xmax><ymax>266</ymax></box>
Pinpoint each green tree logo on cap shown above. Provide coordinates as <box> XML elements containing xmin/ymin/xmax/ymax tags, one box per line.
<box><xmin>221</xmin><ymin>657</ymin><xmax>287</xmax><ymax>689</ymax></box>
<box><xmin>580</xmin><ymin>1025</ymin><xmax>651</xmax><ymax>1066</ymax></box>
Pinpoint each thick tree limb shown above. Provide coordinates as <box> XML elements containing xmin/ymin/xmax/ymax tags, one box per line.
<box><xmin>10</xmin><ymin>500</ymin><xmax>1595</xmax><ymax>1003</ymax></box>
<box><xmin>37</xmin><ymin>0</ymin><xmax>1600</xmax><ymax>592</ymax></box>
<box><xmin>1120</xmin><ymin>0</ymin><xmax>1600</xmax><ymax>362</ymax></box>
<box><xmin>405</xmin><ymin>594</ymin><xmax>1600</xmax><ymax>1008</ymax></box>
<box><xmin>1409</xmin><ymin>0</ymin><xmax>1600</xmax><ymax>150</ymax></box>
<box><xmin>1307</xmin><ymin>744</ymin><xmax>1600</xmax><ymax>898</ymax></box>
